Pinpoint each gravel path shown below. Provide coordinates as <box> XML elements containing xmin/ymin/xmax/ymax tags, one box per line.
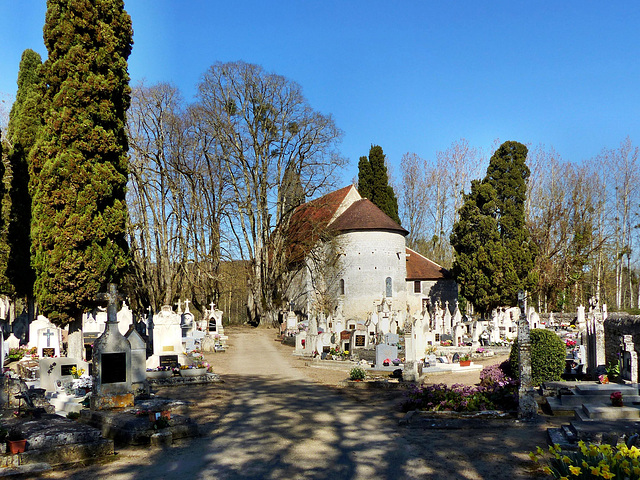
<box><xmin>41</xmin><ymin>328</ymin><xmax>555</xmax><ymax>480</ymax></box>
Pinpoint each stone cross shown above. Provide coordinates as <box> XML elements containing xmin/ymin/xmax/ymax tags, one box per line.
<box><xmin>175</xmin><ymin>299</ymin><xmax>182</xmax><ymax>315</ymax></box>
<box><xmin>97</xmin><ymin>283</ymin><xmax>123</xmax><ymax>324</ymax></box>
<box><xmin>43</xmin><ymin>329</ymin><xmax>54</xmax><ymax>347</ymax></box>
<box><xmin>517</xmin><ymin>291</ymin><xmax>537</xmax><ymax>420</ymax></box>
<box><xmin>209</xmin><ymin>301</ymin><xmax>216</xmax><ymax>312</ymax></box>
<box><xmin>183</xmin><ymin>299</ymin><xmax>190</xmax><ymax>313</ymax></box>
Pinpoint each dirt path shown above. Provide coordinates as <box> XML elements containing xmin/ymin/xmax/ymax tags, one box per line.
<box><xmin>41</xmin><ymin>328</ymin><xmax>554</xmax><ymax>480</ymax></box>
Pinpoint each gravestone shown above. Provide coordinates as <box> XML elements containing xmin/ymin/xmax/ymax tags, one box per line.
<box><xmin>28</xmin><ymin>315</ymin><xmax>56</xmax><ymax>349</ymax></box>
<box><xmin>286</xmin><ymin>309</ymin><xmax>298</xmax><ymax>332</ymax></box>
<box><xmin>125</xmin><ymin>327</ymin><xmax>148</xmax><ymax>394</ymax></box>
<box><xmin>6</xmin><ymin>333</ymin><xmax>20</xmax><ymax>352</ymax></box>
<box><xmin>384</xmin><ymin>333</ymin><xmax>400</xmax><ymax>346</ymax></box>
<box><xmin>91</xmin><ymin>284</ymin><xmax>134</xmax><ymax>410</ymax></box>
<box><xmin>39</xmin><ymin>357</ymin><xmax>89</xmax><ymax>393</ymax></box>
<box><xmin>375</xmin><ymin>343</ymin><xmax>398</xmax><ymax>368</ymax></box>
<box><xmin>117</xmin><ymin>301</ymin><xmax>134</xmax><ymax>336</ymax></box>
<box><xmin>38</xmin><ymin>327</ymin><xmax>61</xmax><ymax>358</ymax></box>
<box><xmin>153</xmin><ymin>306</ymin><xmax>183</xmax><ymax>356</ymax></box>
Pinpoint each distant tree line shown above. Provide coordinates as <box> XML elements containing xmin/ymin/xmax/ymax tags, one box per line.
<box><xmin>396</xmin><ymin>137</ymin><xmax>640</xmax><ymax>314</ymax></box>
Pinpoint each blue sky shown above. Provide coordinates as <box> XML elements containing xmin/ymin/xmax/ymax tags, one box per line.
<box><xmin>2</xmin><ymin>1</ymin><xmax>639</xmax><ymax>185</ymax></box>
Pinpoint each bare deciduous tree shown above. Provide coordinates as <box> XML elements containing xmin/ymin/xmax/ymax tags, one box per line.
<box><xmin>196</xmin><ymin>61</ymin><xmax>345</xmax><ymax>326</ymax></box>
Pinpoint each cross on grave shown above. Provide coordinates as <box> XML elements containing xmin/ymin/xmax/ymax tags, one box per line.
<box><xmin>43</xmin><ymin>329</ymin><xmax>55</xmax><ymax>347</ymax></box>
<box><xmin>209</xmin><ymin>301</ymin><xmax>216</xmax><ymax>312</ymax></box>
<box><xmin>183</xmin><ymin>299</ymin><xmax>190</xmax><ymax>313</ymax></box>
<box><xmin>175</xmin><ymin>299</ymin><xmax>182</xmax><ymax>314</ymax></box>
<box><xmin>97</xmin><ymin>283</ymin><xmax>124</xmax><ymax>324</ymax></box>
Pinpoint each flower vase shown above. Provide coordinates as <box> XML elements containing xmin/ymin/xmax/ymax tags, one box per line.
<box><xmin>7</xmin><ymin>439</ymin><xmax>26</xmax><ymax>454</ymax></box>
<box><xmin>612</xmin><ymin>399</ymin><xmax>623</xmax><ymax>407</ymax></box>
<box><xmin>460</xmin><ymin>360</ymin><xmax>471</xmax><ymax>367</ymax></box>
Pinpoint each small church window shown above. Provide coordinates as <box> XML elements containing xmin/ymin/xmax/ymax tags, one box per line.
<box><xmin>385</xmin><ymin>277</ymin><xmax>392</xmax><ymax>297</ymax></box>
<box><xmin>414</xmin><ymin>281</ymin><xmax>421</xmax><ymax>293</ymax></box>
<box><xmin>339</xmin><ymin>279</ymin><xmax>345</xmax><ymax>296</ymax></box>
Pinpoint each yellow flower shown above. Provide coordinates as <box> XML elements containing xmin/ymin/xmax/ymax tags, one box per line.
<box><xmin>582</xmin><ymin>460</ymin><xmax>589</xmax><ymax>468</ymax></box>
<box><xmin>559</xmin><ymin>477</ymin><xmax>569</xmax><ymax>480</ymax></box>
<box><xmin>634</xmin><ymin>465</ymin><xmax>640</xmax><ymax>475</ymax></box>
<box><xmin>536</xmin><ymin>446</ymin><xmax>545</xmax><ymax>456</ymax></box>
<box><xmin>600</xmin><ymin>472</ymin><xmax>615</xmax><ymax>480</ymax></box>
<box><xmin>568</xmin><ymin>465</ymin><xmax>581</xmax><ymax>476</ymax></box>
<box><xmin>542</xmin><ymin>466</ymin><xmax>553</xmax><ymax>475</ymax></box>
<box><xmin>528</xmin><ymin>452</ymin><xmax>538</xmax><ymax>462</ymax></box>
<box><xmin>590</xmin><ymin>466</ymin><xmax>600</xmax><ymax>476</ymax></box>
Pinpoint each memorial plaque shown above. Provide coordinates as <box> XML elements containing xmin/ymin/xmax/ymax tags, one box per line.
<box><xmin>355</xmin><ymin>335</ymin><xmax>366</xmax><ymax>347</ymax></box>
<box><xmin>159</xmin><ymin>355</ymin><xmax>179</xmax><ymax>368</ymax></box>
<box><xmin>102</xmin><ymin>352</ymin><xmax>126</xmax><ymax>384</ymax></box>
<box><xmin>42</xmin><ymin>348</ymin><xmax>55</xmax><ymax>357</ymax></box>
<box><xmin>61</xmin><ymin>364</ymin><xmax>77</xmax><ymax>376</ymax></box>
<box><xmin>340</xmin><ymin>330</ymin><xmax>351</xmax><ymax>340</ymax></box>
<box><xmin>323</xmin><ymin>346</ymin><xmax>330</xmax><ymax>353</ymax></box>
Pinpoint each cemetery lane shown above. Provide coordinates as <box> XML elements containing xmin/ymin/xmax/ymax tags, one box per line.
<box><xmin>41</xmin><ymin>328</ymin><xmax>553</xmax><ymax>480</ymax></box>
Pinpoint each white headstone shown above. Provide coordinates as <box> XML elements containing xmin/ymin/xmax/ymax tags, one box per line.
<box><xmin>152</xmin><ymin>305</ymin><xmax>183</xmax><ymax>356</ymax></box>
<box><xmin>38</xmin><ymin>327</ymin><xmax>61</xmax><ymax>358</ymax></box>
<box><xmin>6</xmin><ymin>333</ymin><xmax>20</xmax><ymax>351</ymax></box>
<box><xmin>28</xmin><ymin>315</ymin><xmax>56</xmax><ymax>349</ymax></box>
<box><xmin>117</xmin><ymin>302</ymin><xmax>134</xmax><ymax>336</ymax></box>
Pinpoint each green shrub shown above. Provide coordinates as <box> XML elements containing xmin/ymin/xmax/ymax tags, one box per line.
<box><xmin>66</xmin><ymin>412</ymin><xmax>80</xmax><ymax>420</ymax></box>
<box><xmin>509</xmin><ymin>329</ymin><xmax>565</xmax><ymax>386</ymax></box>
<box><xmin>349</xmin><ymin>366</ymin><xmax>366</xmax><ymax>381</ymax></box>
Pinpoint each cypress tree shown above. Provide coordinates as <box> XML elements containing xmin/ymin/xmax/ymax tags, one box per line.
<box><xmin>357</xmin><ymin>145</ymin><xmax>400</xmax><ymax>224</ymax></box>
<box><xmin>6</xmin><ymin>49</ymin><xmax>43</xmax><ymax>303</ymax></box>
<box><xmin>450</xmin><ymin>141</ymin><xmax>536</xmax><ymax>314</ymax></box>
<box><xmin>357</xmin><ymin>155</ymin><xmax>373</xmax><ymax>199</ymax></box>
<box><xmin>30</xmin><ymin>0</ymin><xmax>132</xmax><ymax>336</ymax></box>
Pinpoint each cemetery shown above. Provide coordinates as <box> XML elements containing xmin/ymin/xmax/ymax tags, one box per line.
<box><xmin>0</xmin><ymin>285</ymin><xmax>227</xmax><ymax>474</ymax></box>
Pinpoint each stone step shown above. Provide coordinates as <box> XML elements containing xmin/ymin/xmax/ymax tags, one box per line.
<box><xmin>546</xmin><ymin>397</ymin><xmax>576</xmax><ymax>416</ymax></box>
<box><xmin>555</xmin><ymin>394</ymin><xmax>640</xmax><ymax>407</ymax></box>
<box><xmin>581</xmin><ymin>403</ymin><xmax>640</xmax><ymax>420</ymax></box>
<box><xmin>574</xmin><ymin>384</ymin><xmax>639</xmax><ymax>396</ymax></box>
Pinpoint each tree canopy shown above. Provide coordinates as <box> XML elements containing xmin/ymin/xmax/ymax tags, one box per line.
<box><xmin>30</xmin><ymin>0</ymin><xmax>132</xmax><ymax>326</ymax></box>
<box><xmin>4</xmin><ymin>49</ymin><xmax>42</xmax><ymax>301</ymax></box>
<box><xmin>357</xmin><ymin>145</ymin><xmax>400</xmax><ymax>224</ymax></box>
<box><xmin>450</xmin><ymin>141</ymin><xmax>536</xmax><ymax>314</ymax></box>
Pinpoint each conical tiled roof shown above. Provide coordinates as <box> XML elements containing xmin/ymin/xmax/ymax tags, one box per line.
<box><xmin>329</xmin><ymin>199</ymin><xmax>408</xmax><ymax>236</ymax></box>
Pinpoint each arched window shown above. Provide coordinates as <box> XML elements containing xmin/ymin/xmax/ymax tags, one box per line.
<box><xmin>339</xmin><ymin>279</ymin><xmax>345</xmax><ymax>296</ymax></box>
<box><xmin>385</xmin><ymin>277</ymin><xmax>392</xmax><ymax>297</ymax></box>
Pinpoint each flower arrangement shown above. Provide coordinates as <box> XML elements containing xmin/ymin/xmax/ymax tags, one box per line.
<box><xmin>70</xmin><ymin>366</ymin><xmax>85</xmax><ymax>379</ymax></box>
<box><xmin>349</xmin><ymin>366</ymin><xmax>366</xmax><ymax>381</ymax></box>
<box><xmin>565</xmin><ymin>339</ymin><xmax>577</xmax><ymax>348</ymax></box>
<box><xmin>476</xmin><ymin>347</ymin><xmax>486</xmax><ymax>353</ymax></box>
<box><xmin>440</xmin><ymin>339</ymin><xmax>453</xmax><ymax>346</ymax></box>
<box><xmin>599</xmin><ymin>374</ymin><xmax>610</xmax><ymax>384</ymax></box>
<box><xmin>530</xmin><ymin>441</ymin><xmax>640</xmax><ymax>479</ymax></box>
<box><xmin>611</xmin><ymin>391</ymin><xmax>623</xmax><ymax>407</ymax></box>
<box><xmin>401</xmin><ymin>378</ymin><xmax>518</xmax><ymax>413</ymax></box>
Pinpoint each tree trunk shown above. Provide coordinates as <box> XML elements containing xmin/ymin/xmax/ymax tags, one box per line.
<box><xmin>67</xmin><ymin>313</ymin><xmax>84</xmax><ymax>360</ymax></box>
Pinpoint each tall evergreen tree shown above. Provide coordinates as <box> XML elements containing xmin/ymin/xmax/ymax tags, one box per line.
<box><xmin>357</xmin><ymin>145</ymin><xmax>401</xmax><ymax>224</ymax></box>
<box><xmin>30</xmin><ymin>0</ymin><xmax>132</xmax><ymax>351</ymax></box>
<box><xmin>450</xmin><ymin>141</ymin><xmax>536</xmax><ymax>314</ymax></box>
<box><xmin>5</xmin><ymin>49</ymin><xmax>43</xmax><ymax>305</ymax></box>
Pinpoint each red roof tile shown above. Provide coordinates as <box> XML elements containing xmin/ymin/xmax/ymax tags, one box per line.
<box><xmin>406</xmin><ymin>247</ymin><xmax>450</xmax><ymax>280</ymax></box>
<box><xmin>329</xmin><ymin>199</ymin><xmax>409</xmax><ymax>236</ymax></box>
<box><xmin>286</xmin><ymin>186</ymin><xmax>354</xmax><ymax>263</ymax></box>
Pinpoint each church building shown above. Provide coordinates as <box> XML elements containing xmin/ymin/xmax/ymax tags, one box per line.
<box><xmin>286</xmin><ymin>185</ymin><xmax>457</xmax><ymax>322</ymax></box>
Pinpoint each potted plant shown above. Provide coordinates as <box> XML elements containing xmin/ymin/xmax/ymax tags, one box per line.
<box><xmin>392</xmin><ymin>358</ymin><xmax>402</xmax><ymax>366</ymax></box>
<box><xmin>147</xmin><ymin>366</ymin><xmax>172</xmax><ymax>379</ymax></box>
<box><xmin>7</xmin><ymin>430</ymin><xmax>26</xmax><ymax>454</ymax></box>
<box><xmin>611</xmin><ymin>391</ymin><xmax>623</xmax><ymax>407</ymax></box>
<box><xmin>460</xmin><ymin>354</ymin><xmax>471</xmax><ymax>367</ymax></box>
<box><xmin>179</xmin><ymin>363</ymin><xmax>207</xmax><ymax>377</ymax></box>
<box><xmin>349</xmin><ymin>366</ymin><xmax>366</xmax><ymax>381</ymax></box>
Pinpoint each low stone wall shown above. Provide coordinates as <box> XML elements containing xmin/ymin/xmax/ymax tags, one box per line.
<box><xmin>604</xmin><ymin>313</ymin><xmax>640</xmax><ymax>368</ymax></box>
